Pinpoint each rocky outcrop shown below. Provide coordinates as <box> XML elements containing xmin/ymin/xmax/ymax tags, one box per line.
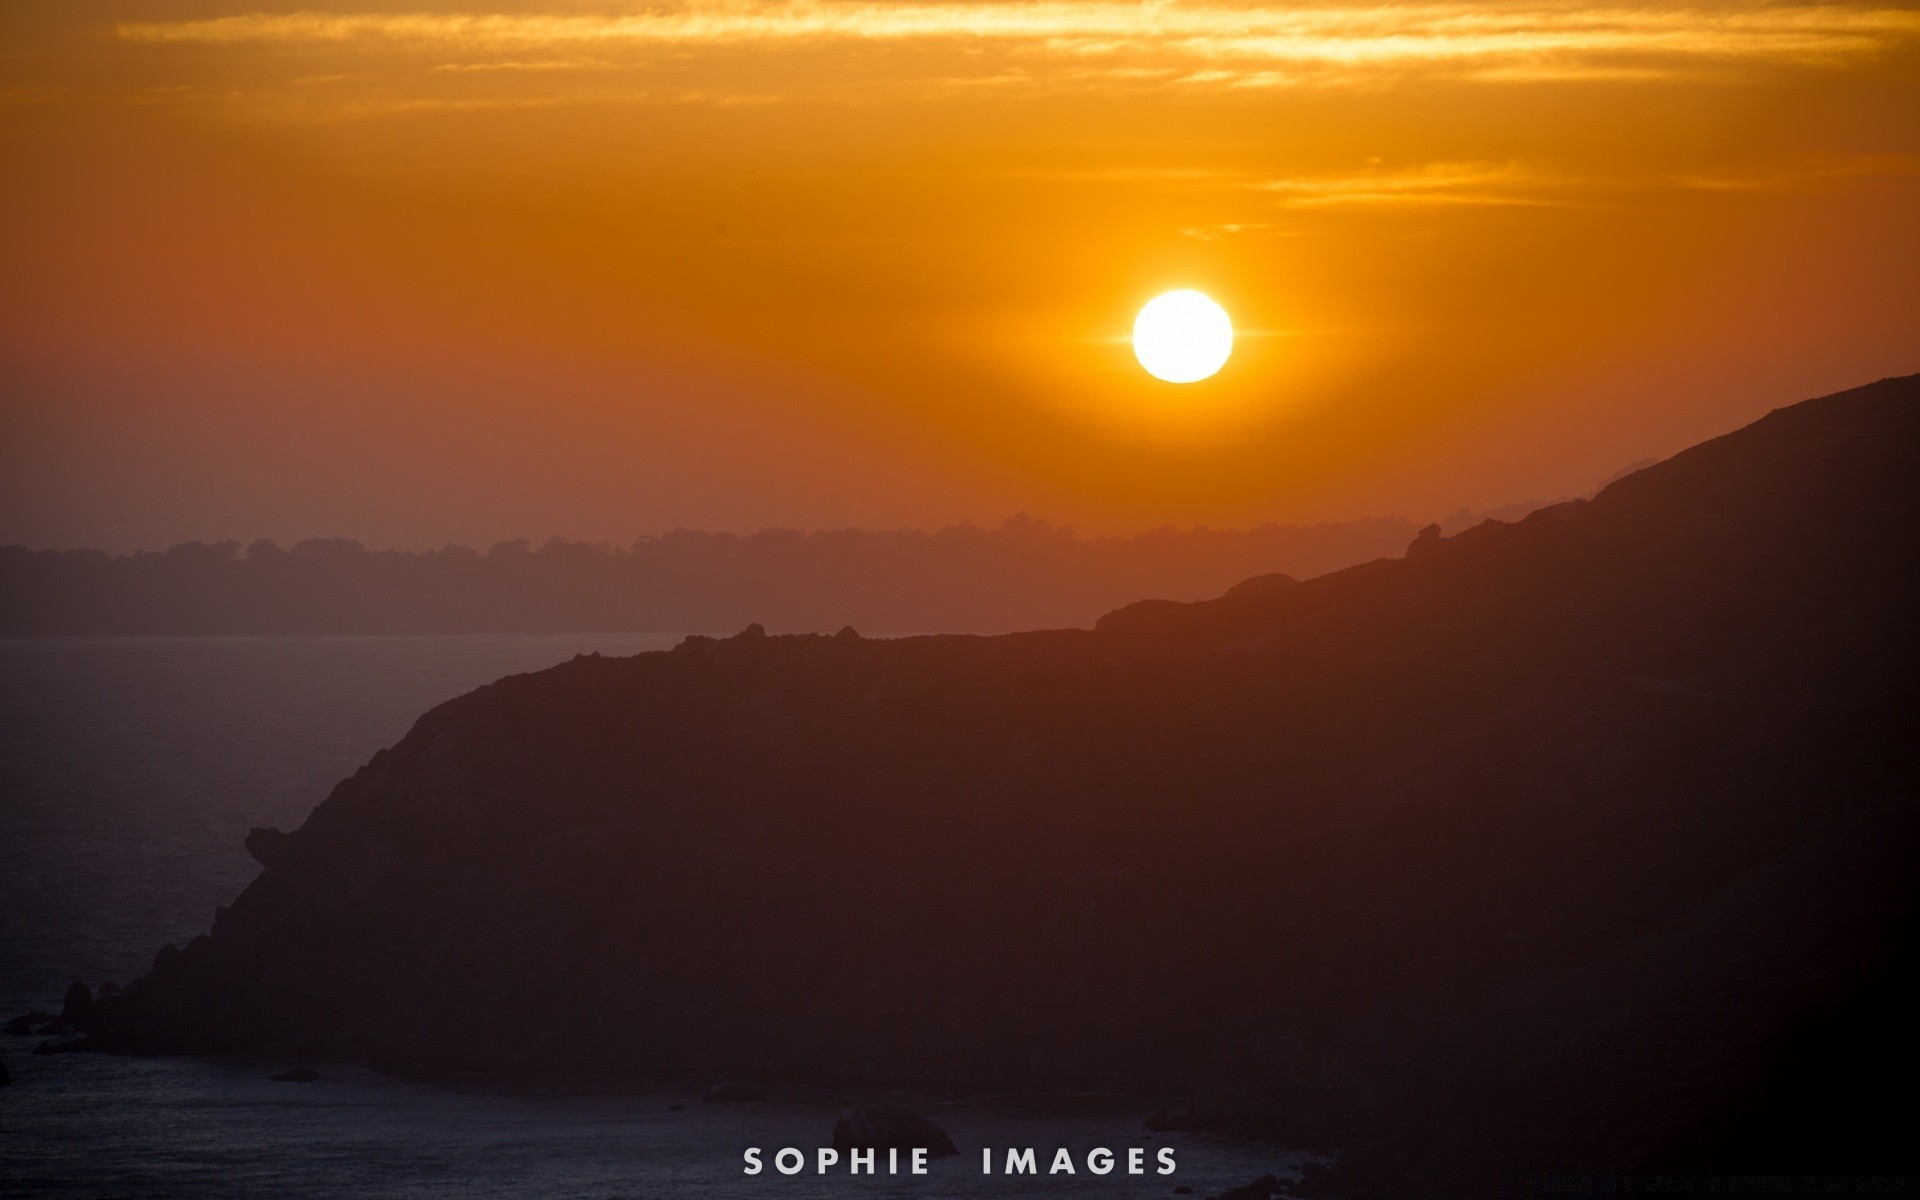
<box><xmin>1215</xmin><ymin>1174</ymin><xmax>1284</xmax><ymax>1200</ymax></box>
<box><xmin>830</xmin><ymin>1107</ymin><xmax>958</xmax><ymax>1156</ymax></box>
<box><xmin>245</xmin><ymin>826</ymin><xmax>291</xmax><ymax>869</ymax></box>
<box><xmin>1402</xmin><ymin>522</ymin><xmax>1443</xmax><ymax>559</ymax></box>
<box><xmin>1218</xmin><ymin>572</ymin><xmax>1297</xmax><ymax>600</ymax></box>
<box><xmin>60</xmin><ymin>982</ymin><xmax>92</xmax><ymax>1028</ymax></box>
<box><xmin>73</xmin><ymin>378</ymin><xmax>1920</xmax><ymax>1195</ymax></box>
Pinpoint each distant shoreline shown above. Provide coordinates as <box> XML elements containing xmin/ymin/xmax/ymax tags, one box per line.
<box><xmin>0</xmin><ymin>516</ymin><xmax>1437</xmax><ymax>638</ymax></box>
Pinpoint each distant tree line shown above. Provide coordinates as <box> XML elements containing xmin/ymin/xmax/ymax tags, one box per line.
<box><xmin>0</xmin><ymin>515</ymin><xmax>1423</xmax><ymax>636</ymax></box>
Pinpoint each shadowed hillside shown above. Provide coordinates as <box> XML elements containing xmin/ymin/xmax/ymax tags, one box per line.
<box><xmin>59</xmin><ymin>375</ymin><xmax>1920</xmax><ymax>1197</ymax></box>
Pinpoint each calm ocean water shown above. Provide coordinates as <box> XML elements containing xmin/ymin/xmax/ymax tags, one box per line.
<box><xmin>0</xmin><ymin>636</ymin><xmax>1302</xmax><ymax>1199</ymax></box>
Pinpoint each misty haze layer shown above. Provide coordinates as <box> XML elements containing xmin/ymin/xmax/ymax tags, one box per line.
<box><xmin>0</xmin><ymin>516</ymin><xmax>1425</xmax><ymax>636</ymax></box>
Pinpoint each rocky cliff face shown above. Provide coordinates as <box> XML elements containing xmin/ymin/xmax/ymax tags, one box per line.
<box><xmin>79</xmin><ymin>376</ymin><xmax>1920</xmax><ymax>1197</ymax></box>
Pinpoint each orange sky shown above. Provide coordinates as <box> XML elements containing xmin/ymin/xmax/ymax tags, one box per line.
<box><xmin>3</xmin><ymin>0</ymin><xmax>1917</xmax><ymax>551</ymax></box>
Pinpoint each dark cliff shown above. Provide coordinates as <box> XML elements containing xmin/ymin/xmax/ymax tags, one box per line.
<box><xmin>79</xmin><ymin>375</ymin><xmax>1920</xmax><ymax>1197</ymax></box>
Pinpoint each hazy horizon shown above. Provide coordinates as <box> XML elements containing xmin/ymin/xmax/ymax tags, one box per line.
<box><xmin>0</xmin><ymin>471</ymin><xmax>1608</xmax><ymax>558</ymax></box>
<box><xmin>1</xmin><ymin>512</ymin><xmax>1511</xmax><ymax>559</ymax></box>
<box><xmin>0</xmin><ymin>511</ymin><xmax>1440</xmax><ymax>635</ymax></box>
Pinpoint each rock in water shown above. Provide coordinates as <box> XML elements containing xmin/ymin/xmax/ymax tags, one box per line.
<box><xmin>830</xmin><ymin>1107</ymin><xmax>958</xmax><ymax>1157</ymax></box>
<box><xmin>60</xmin><ymin>981</ymin><xmax>92</xmax><ymax>1028</ymax></box>
<box><xmin>1216</xmin><ymin>1176</ymin><xmax>1282</xmax><ymax>1200</ymax></box>
<box><xmin>270</xmin><ymin>1066</ymin><xmax>320</xmax><ymax>1082</ymax></box>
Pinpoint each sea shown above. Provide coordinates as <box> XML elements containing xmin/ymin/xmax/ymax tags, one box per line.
<box><xmin>0</xmin><ymin>635</ymin><xmax>1304</xmax><ymax>1199</ymax></box>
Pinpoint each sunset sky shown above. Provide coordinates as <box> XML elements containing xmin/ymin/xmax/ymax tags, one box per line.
<box><xmin>3</xmin><ymin>0</ymin><xmax>1917</xmax><ymax>551</ymax></box>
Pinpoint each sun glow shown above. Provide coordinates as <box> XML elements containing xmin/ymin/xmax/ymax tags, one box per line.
<box><xmin>1133</xmin><ymin>290</ymin><xmax>1233</xmax><ymax>384</ymax></box>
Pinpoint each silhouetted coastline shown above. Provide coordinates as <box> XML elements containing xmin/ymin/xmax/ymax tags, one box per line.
<box><xmin>31</xmin><ymin>375</ymin><xmax>1920</xmax><ymax>1197</ymax></box>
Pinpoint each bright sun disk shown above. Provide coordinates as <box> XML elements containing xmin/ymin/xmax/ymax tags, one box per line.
<box><xmin>1133</xmin><ymin>290</ymin><xmax>1232</xmax><ymax>384</ymax></box>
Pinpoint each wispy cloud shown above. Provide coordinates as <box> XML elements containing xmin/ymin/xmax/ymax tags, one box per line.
<box><xmin>430</xmin><ymin>59</ymin><xmax>615</xmax><ymax>73</ymax></box>
<box><xmin>1464</xmin><ymin>63</ymin><xmax>1681</xmax><ymax>83</ymax></box>
<box><xmin>1193</xmin><ymin>152</ymin><xmax>1920</xmax><ymax>219</ymax></box>
<box><xmin>115</xmin><ymin>3</ymin><xmax>1920</xmax><ymax>87</ymax></box>
<box><xmin>0</xmin><ymin>85</ymin><xmax>70</xmax><ymax>108</ymax></box>
<box><xmin>1180</xmin><ymin>222</ymin><xmax>1302</xmax><ymax>241</ymax></box>
<box><xmin>1675</xmin><ymin>153</ymin><xmax>1920</xmax><ymax>190</ymax></box>
<box><xmin>1255</xmin><ymin>161</ymin><xmax>1571</xmax><ymax>208</ymax></box>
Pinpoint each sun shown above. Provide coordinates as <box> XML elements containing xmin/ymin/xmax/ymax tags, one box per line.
<box><xmin>1133</xmin><ymin>290</ymin><xmax>1233</xmax><ymax>384</ymax></box>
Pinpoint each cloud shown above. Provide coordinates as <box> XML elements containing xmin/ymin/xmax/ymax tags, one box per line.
<box><xmin>1254</xmin><ymin>161</ymin><xmax>1573</xmax><ymax>208</ymax></box>
<box><xmin>1675</xmin><ymin>153</ymin><xmax>1920</xmax><ymax>190</ymax></box>
<box><xmin>1463</xmin><ymin>63</ymin><xmax>1681</xmax><ymax>83</ymax></box>
<box><xmin>430</xmin><ymin>60</ymin><xmax>615</xmax><ymax>73</ymax></box>
<box><xmin>0</xmin><ymin>86</ymin><xmax>69</xmax><ymax>108</ymax></box>
<box><xmin>115</xmin><ymin>2</ymin><xmax>1920</xmax><ymax>89</ymax></box>
<box><xmin>1196</xmin><ymin>153</ymin><xmax>1920</xmax><ymax>219</ymax></box>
